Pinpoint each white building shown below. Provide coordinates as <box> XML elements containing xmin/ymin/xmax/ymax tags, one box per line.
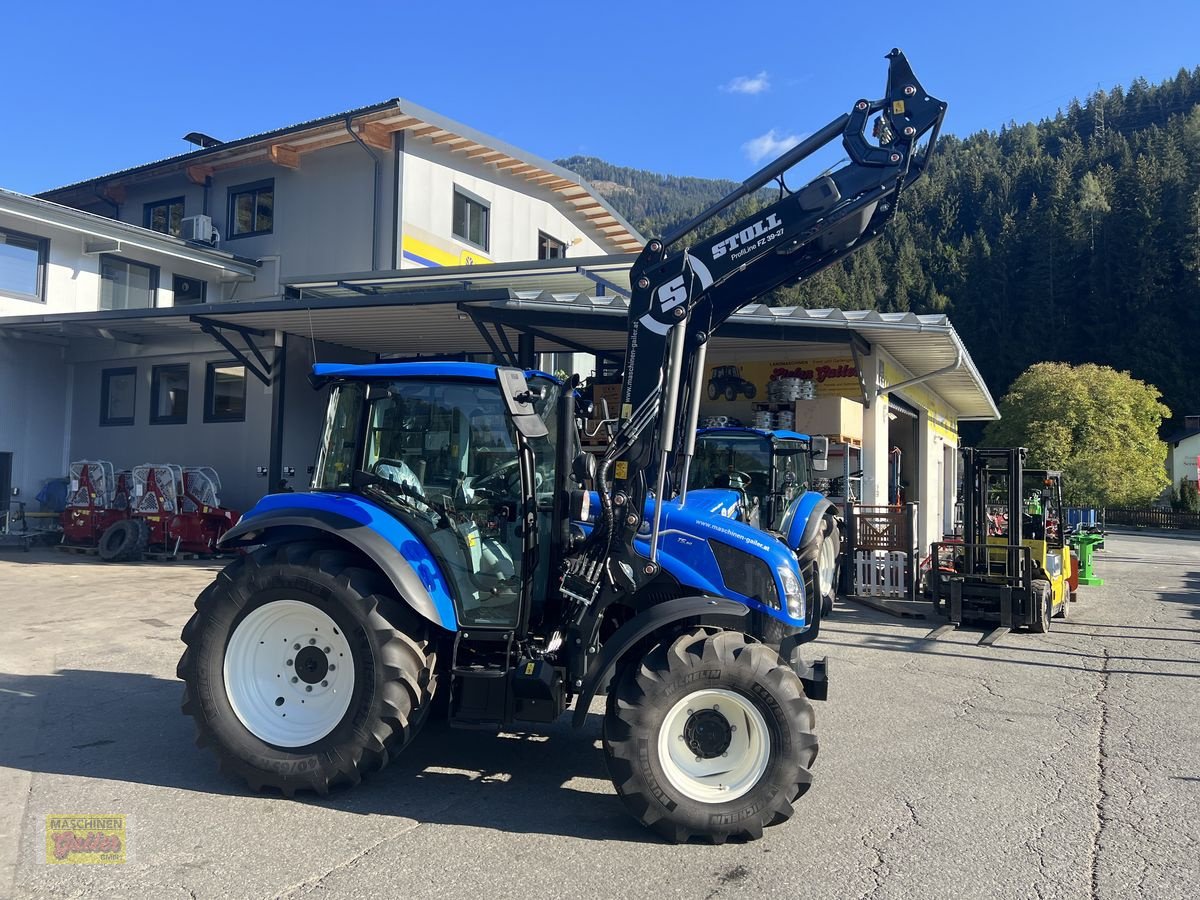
<box><xmin>1166</xmin><ymin>416</ymin><xmax>1200</xmax><ymax>491</ymax></box>
<box><xmin>0</xmin><ymin>100</ymin><xmax>641</xmax><ymax>510</ymax></box>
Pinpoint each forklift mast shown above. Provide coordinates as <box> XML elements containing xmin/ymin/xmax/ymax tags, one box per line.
<box><xmin>961</xmin><ymin>447</ymin><xmax>1027</xmax><ymax>546</ymax></box>
<box><xmin>561</xmin><ymin>50</ymin><xmax>947</xmax><ymax>608</ymax></box>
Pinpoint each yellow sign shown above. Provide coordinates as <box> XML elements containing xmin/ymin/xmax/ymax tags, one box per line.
<box><xmin>45</xmin><ymin>815</ymin><xmax>126</xmax><ymax>865</ymax></box>
<box><xmin>705</xmin><ymin>357</ymin><xmax>862</xmax><ymax>406</ymax></box>
<box><xmin>614</xmin><ymin>461</ymin><xmax>628</xmax><ymax>480</ymax></box>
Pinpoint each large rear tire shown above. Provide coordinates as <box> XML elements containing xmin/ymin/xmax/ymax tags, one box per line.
<box><xmin>177</xmin><ymin>541</ymin><xmax>437</xmax><ymax>796</ymax></box>
<box><xmin>603</xmin><ymin>628</ymin><xmax>817</xmax><ymax>844</ymax></box>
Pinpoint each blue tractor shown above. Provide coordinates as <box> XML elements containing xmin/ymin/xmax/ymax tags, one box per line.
<box><xmin>178</xmin><ymin>51</ymin><xmax>945</xmax><ymax>843</ymax></box>
<box><xmin>688</xmin><ymin>426</ymin><xmax>843</xmax><ymax>615</ymax></box>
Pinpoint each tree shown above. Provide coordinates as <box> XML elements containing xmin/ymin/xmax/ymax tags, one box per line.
<box><xmin>982</xmin><ymin>363</ymin><xmax>1170</xmax><ymax>507</ymax></box>
<box><xmin>1180</xmin><ymin>478</ymin><xmax>1200</xmax><ymax>514</ymax></box>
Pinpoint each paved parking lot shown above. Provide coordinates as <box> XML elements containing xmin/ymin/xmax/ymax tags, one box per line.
<box><xmin>1</xmin><ymin>530</ymin><xmax>1197</xmax><ymax>900</ymax></box>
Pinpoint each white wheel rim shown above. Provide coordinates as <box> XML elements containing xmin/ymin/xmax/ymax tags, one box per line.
<box><xmin>818</xmin><ymin>533</ymin><xmax>837</xmax><ymax>598</ymax></box>
<box><xmin>223</xmin><ymin>600</ymin><xmax>356</xmax><ymax>748</ymax></box>
<box><xmin>657</xmin><ymin>688</ymin><xmax>771</xmax><ymax>803</ymax></box>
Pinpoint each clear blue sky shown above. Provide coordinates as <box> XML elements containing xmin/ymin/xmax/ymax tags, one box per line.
<box><xmin>3</xmin><ymin>0</ymin><xmax>1198</xmax><ymax>195</ymax></box>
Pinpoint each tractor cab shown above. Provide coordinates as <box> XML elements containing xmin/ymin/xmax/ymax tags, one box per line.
<box><xmin>689</xmin><ymin>427</ymin><xmax>817</xmax><ymax>530</ymax></box>
<box><xmin>310</xmin><ymin>363</ymin><xmax>566</xmax><ymax>630</ymax></box>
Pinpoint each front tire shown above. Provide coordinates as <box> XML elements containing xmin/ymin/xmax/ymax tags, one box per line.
<box><xmin>177</xmin><ymin>541</ymin><xmax>437</xmax><ymax>796</ymax></box>
<box><xmin>815</xmin><ymin>518</ymin><xmax>841</xmax><ymax>617</ymax></box>
<box><xmin>603</xmin><ymin>629</ymin><xmax>817</xmax><ymax>844</ymax></box>
<box><xmin>1028</xmin><ymin>580</ymin><xmax>1052</xmax><ymax>633</ymax></box>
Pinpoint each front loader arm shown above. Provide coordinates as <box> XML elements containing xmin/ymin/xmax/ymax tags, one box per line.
<box><xmin>560</xmin><ymin>49</ymin><xmax>945</xmax><ymax>613</ymax></box>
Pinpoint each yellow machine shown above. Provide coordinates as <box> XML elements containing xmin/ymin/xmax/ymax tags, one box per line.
<box><xmin>932</xmin><ymin>448</ymin><xmax>1072</xmax><ymax>644</ymax></box>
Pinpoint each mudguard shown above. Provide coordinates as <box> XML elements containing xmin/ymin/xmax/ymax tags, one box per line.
<box><xmin>571</xmin><ymin>596</ymin><xmax>750</xmax><ymax>727</ymax></box>
<box><xmin>218</xmin><ymin>492</ymin><xmax>458</xmax><ymax>631</ymax></box>
<box><xmin>783</xmin><ymin>493</ymin><xmax>840</xmax><ymax>563</ymax></box>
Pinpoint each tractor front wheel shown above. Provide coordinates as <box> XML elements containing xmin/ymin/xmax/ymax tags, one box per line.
<box><xmin>603</xmin><ymin>629</ymin><xmax>817</xmax><ymax>843</ymax></box>
<box><xmin>815</xmin><ymin>517</ymin><xmax>841</xmax><ymax>618</ymax></box>
<box><xmin>177</xmin><ymin>541</ymin><xmax>437</xmax><ymax>796</ymax></box>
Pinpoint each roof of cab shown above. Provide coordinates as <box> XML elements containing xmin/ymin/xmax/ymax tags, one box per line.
<box><xmin>696</xmin><ymin>426</ymin><xmax>811</xmax><ymax>441</ymax></box>
<box><xmin>313</xmin><ymin>361</ymin><xmax>501</xmax><ymax>381</ymax></box>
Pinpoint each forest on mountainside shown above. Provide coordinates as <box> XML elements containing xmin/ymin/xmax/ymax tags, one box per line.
<box><xmin>559</xmin><ymin>66</ymin><xmax>1200</xmax><ymax>427</ymax></box>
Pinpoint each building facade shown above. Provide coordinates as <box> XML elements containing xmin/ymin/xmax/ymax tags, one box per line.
<box><xmin>1</xmin><ymin>100</ymin><xmax>641</xmax><ymax>511</ymax></box>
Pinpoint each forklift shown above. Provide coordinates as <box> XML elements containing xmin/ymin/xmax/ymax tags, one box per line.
<box><xmin>930</xmin><ymin>448</ymin><xmax>1072</xmax><ymax>645</ymax></box>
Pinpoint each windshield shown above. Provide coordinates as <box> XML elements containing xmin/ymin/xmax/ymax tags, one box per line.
<box><xmin>689</xmin><ymin>434</ymin><xmax>772</xmax><ymax>493</ymax></box>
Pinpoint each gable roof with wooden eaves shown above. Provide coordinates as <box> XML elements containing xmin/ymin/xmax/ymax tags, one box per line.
<box><xmin>37</xmin><ymin>98</ymin><xmax>645</xmax><ymax>255</ymax></box>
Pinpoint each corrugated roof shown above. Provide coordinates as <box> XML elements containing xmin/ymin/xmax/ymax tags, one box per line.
<box><xmin>36</xmin><ymin>98</ymin><xmax>644</xmax><ymax>255</ymax></box>
<box><xmin>0</xmin><ymin>283</ymin><xmax>998</xmax><ymax>420</ymax></box>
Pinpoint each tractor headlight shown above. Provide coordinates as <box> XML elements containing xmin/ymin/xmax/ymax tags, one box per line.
<box><xmin>777</xmin><ymin>565</ymin><xmax>805</xmax><ymax>620</ymax></box>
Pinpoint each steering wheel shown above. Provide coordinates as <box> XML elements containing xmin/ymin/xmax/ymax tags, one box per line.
<box><xmin>727</xmin><ymin>470</ymin><xmax>753</xmax><ymax>491</ymax></box>
<box><xmin>472</xmin><ymin>459</ymin><xmax>543</xmax><ymax>496</ymax></box>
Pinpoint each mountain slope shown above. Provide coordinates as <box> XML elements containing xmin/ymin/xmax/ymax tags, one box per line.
<box><xmin>560</xmin><ymin>65</ymin><xmax>1200</xmax><ymax>423</ymax></box>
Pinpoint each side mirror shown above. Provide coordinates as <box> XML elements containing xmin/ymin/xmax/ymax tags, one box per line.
<box><xmin>810</xmin><ymin>435</ymin><xmax>829</xmax><ymax>472</ymax></box>
<box><xmin>572</xmin><ymin>451</ymin><xmax>597</xmax><ymax>487</ymax></box>
<box><xmin>496</xmin><ymin>368</ymin><xmax>549</xmax><ymax>439</ymax></box>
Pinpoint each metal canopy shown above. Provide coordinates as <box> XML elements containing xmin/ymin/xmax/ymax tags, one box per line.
<box><xmin>285</xmin><ymin>255</ymin><xmax>636</xmax><ymax>301</ymax></box>
<box><xmin>0</xmin><ymin>284</ymin><xmax>999</xmax><ymax>420</ymax></box>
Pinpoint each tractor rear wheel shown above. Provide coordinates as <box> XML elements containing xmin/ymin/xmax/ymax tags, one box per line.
<box><xmin>603</xmin><ymin>628</ymin><xmax>817</xmax><ymax>844</ymax></box>
<box><xmin>98</xmin><ymin>518</ymin><xmax>147</xmax><ymax>562</ymax></box>
<box><xmin>177</xmin><ymin>541</ymin><xmax>437</xmax><ymax>796</ymax></box>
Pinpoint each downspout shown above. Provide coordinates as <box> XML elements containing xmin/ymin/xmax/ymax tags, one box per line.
<box><xmin>344</xmin><ymin>117</ymin><xmax>381</xmax><ymax>271</ymax></box>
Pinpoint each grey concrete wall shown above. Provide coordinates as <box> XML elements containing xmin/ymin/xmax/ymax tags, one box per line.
<box><xmin>68</xmin><ymin>343</ymin><xmax>271</xmax><ymax>512</ymax></box>
<box><xmin>107</xmin><ymin>142</ymin><xmax>390</xmax><ymax>293</ymax></box>
<box><xmin>280</xmin><ymin>337</ymin><xmax>374</xmax><ymax>490</ymax></box>
<box><xmin>0</xmin><ymin>338</ymin><xmax>71</xmax><ymax>504</ymax></box>
<box><xmin>64</xmin><ymin>334</ymin><xmax>373</xmax><ymax>512</ymax></box>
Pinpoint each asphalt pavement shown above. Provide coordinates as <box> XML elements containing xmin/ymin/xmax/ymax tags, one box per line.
<box><xmin>1</xmin><ymin>530</ymin><xmax>1196</xmax><ymax>899</ymax></box>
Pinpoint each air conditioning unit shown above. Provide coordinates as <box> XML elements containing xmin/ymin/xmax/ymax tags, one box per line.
<box><xmin>180</xmin><ymin>214</ymin><xmax>215</xmax><ymax>244</ymax></box>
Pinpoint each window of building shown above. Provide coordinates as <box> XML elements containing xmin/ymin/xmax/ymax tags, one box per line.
<box><xmin>100</xmin><ymin>367</ymin><xmax>137</xmax><ymax>426</ymax></box>
<box><xmin>538</xmin><ymin>231</ymin><xmax>566</xmax><ymax>259</ymax></box>
<box><xmin>144</xmin><ymin>197</ymin><xmax>185</xmax><ymax>237</ymax></box>
<box><xmin>100</xmin><ymin>256</ymin><xmax>158</xmax><ymax>309</ymax></box>
<box><xmin>228</xmin><ymin>179</ymin><xmax>274</xmax><ymax>238</ymax></box>
<box><xmin>205</xmin><ymin>362</ymin><xmax>246</xmax><ymax>422</ymax></box>
<box><xmin>150</xmin><ymin>364</ymin><xmax>189</xmax><ymax>424</ymax></box>
<box><xmin>452</xmin><ymin>188</ymin><xmax>489</xmax><ymax>251</ymax></box>
<box><xmin>0</xmin><ymin>227</ymin><xmax>48</xmax><ymax>302</ymax></box>
<box><xmin>172</xmin><ymin>274</ymin><xmax>207</xmax><ymax>306</ymax></box>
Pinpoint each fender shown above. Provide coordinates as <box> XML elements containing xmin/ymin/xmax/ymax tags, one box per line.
<box><xmin>219</xmin><ymin>492</ymin><xmax>458</xmax><ymax>631</ymax></box>
<box><xmin>784</xmin><ymin>493</ymin><xmax>840</xmax><ymax>563</ymax></box>
<box><xmin>571</xmin><ymin>596</ymin><xmax>749</xmax><ymax>728</ymax></box>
